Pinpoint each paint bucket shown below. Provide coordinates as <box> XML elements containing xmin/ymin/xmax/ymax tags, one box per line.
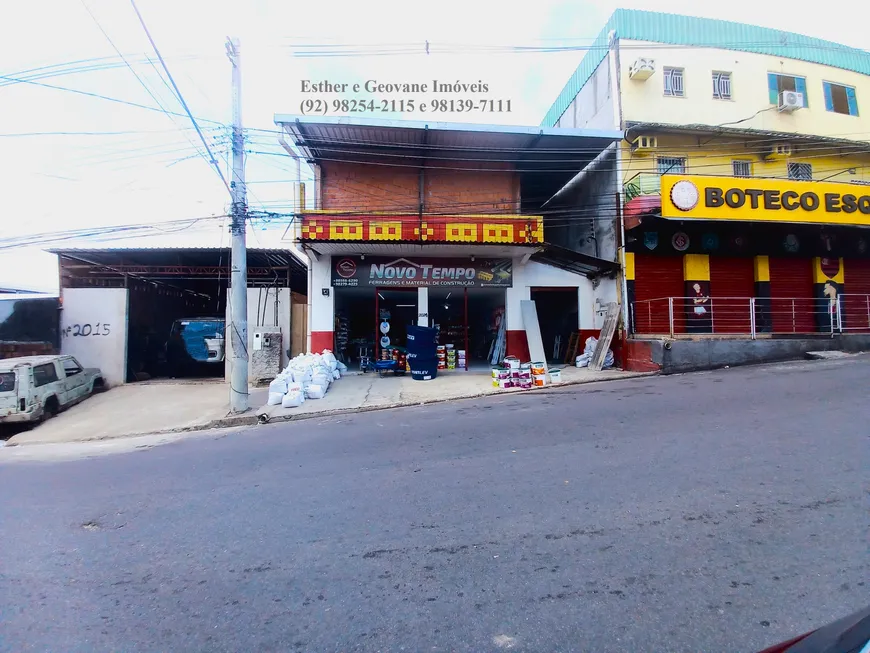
<box><xmin>498</xmin><ymin>378</ymin><xmax>513</xmax><ymax>389</ymax></box>
<box><xmin>497</xmin><ymin>369</ymin><xmax>510</xmax><ymax>380</ymax></box>
<box><xmin>491</xmin><ymin>368</ymin><xmax>501</xmax><ymax>378</ymax></box>
<box><xmin>504</xmin><ymin>356</ymin><xmax>521</xmax><ymax>371</ymax></box>
<box><xmin>531</xmin><ymin>362</ymin><xmax>546</xmax><ymax>375</ymax></box>
<box><xmin>549</xmin><ymin>369</ymin><xmax>562</xmax><ymax>384</ymax></box>
<box><xmin>520</xmin><ymin>362</ymin><xmax>532</xmax><ymax>373</ymax></box>
<box><xmin>533</xmin><ymin>373</ymin><xmax>547</xmax><ymax>387</ymax></box>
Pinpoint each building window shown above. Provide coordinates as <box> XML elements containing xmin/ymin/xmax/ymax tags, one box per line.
<box><xmin>713</xmin><ymin>72</ymin><xmax>732</xmax><ymax>100</ymax></box>
<box><xmin>768</xmin><ymin>73</ymin><xmax>808</xmax><ymax>107</ymax></box>
<box><xmin>787</xmin><ymin>162</ymin><xmax>813</xmax><ymax>181</ymax></box>
<box><xmin>732</xmin><ymin>160</ymin><xmax>752</xmax><ymax>178</ymax></box>
<box><xmin>663</xmin><ymin>67</ymin><xmax>684</xmax><ymax>97</ymax></box>
<box><xmin>657</xmin><ymin>157</ymin><xmax>686</xmax><ymax>174</ymax></box>
<box><xmin>823</xmin><ymin>82</ymin><xmax>859</xmax><ymax>116</ymax></box>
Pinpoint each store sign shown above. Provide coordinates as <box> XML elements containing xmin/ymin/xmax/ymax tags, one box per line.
<box><xmin>331</xmin><ymin>256</ymin><xmax>512</xmax><ymax>288</ymax></box>
<box><xmin>662</xmin><ymin>175</ymin><xmax>870</xmax><ymax>226</ymax></box>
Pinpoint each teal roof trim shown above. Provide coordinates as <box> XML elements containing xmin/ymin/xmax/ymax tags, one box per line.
<box><xmin>542</xmin><ymin>8</ymin><xmax>870</xmax><ymax>128</ymax></box>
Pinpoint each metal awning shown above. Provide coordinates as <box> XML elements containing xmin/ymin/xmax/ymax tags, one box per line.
<box><xmin>274</xmin><ymin>115</ymin><xmax>622</xmax><ymax>213</ymax></box>
<box><xmin>625</xmin><ymin>122</ymin><xmax>870</xmax><ymax>148</ymax></box>
<box><xmin>51</xmin><ymin>247</ymin><xmax>308</xmax><ymax>290</ymax></box>
<box><xmin>302</xmin><ymin>241</ymin><xmax>537</xmax><ymax>259</ymax></box>
<box><xmin>530</xmin><ymin>243</ymin><xmax>619</xmax><ymax>278</ymax></box>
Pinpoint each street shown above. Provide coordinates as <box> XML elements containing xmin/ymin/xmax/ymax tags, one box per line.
<box><xmin>1</xmin><ymin>357</ymin><xmax>867</xmax><ymax>653</ymax></box>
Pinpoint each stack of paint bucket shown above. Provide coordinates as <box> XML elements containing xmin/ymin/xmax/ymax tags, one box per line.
<box><xmin>492</xmin><ymin>367</ymin><xmax>511</xmax><ymax>388</ymax></box>
<box><xmin>518</xmin><ymin>362</ymin><xmax>533</xmax><ymax>389</ymax></box>
<box><xmin>446</xmin><ymin>344</ymin><xmax>456</xmax><ymax>370</ymax></box>
<box><xmin>531</xmin><ymin>361</ymin><xmax>547</xmax><ymax>387</ymax></box>
<box><xmin>457</xmin><ymin>349</ymin><xmax>466</xmax><ymax>369</ymax></box>
<box><xmin>436</xmin><ymin>345</ymin><xmax>447</xmax><ymax>370</ymax></box>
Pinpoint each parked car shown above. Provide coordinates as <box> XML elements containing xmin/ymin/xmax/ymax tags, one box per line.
<box><xmin>0</xmin><ymin>355</ymin><xmax>105</xmax><ymax>424</ymax></box>
<box><xmin>756</xmin><ymin>603</ymin><xmax>870</xmax><ymax>653</ymax></box>
<box><xmin>164</xmin><ymin>318</ymin><xmax>225</xmax><ymax>377</ymax></box>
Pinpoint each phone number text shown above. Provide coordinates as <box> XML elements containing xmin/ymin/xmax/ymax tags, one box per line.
<box><xmin>300</xmin><ymin>99</ymin><xmax>512</xmax><ymax>115</ymax></box>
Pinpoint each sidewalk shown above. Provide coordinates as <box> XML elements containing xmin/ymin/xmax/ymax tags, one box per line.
<box><xmin>253</xmin><ymin>365</ymin><xmax>652</xmax><ymax>423</ymax></box>
<box><xmin>4</xmin><ymin>367</ymin><xmax>654</xmax><ymax>447</ymax></box>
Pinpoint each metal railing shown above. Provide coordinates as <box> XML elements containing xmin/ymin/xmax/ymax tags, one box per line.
<box><xmin>631</xmin><ymin>295</ymin><xmax>870</xmax><ymax>338</ymax></box>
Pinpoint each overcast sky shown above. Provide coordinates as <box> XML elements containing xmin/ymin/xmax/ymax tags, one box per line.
<box><xmin>2</xmin><ymin>0</ymin><xmax>866</xmax><ymax>292</ymax></box>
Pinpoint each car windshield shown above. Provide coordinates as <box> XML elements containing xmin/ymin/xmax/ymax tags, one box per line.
<box><xmin>0</xmin><ymin>371</ymin><xmax>16</xmax><ymax>393</ymax></box>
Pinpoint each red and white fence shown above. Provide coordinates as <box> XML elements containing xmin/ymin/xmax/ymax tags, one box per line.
<box><xmin>632</xmin><ymin>295</ymin><xmax>870</xmax><ymax>338</ymax></box>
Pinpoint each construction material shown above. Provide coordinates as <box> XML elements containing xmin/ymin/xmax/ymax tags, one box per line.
<box><xmin>549</xmin><ymin>369</ymin><xmax>562</xmax><ymax>384</ymax></box>
<box><xmin>563</xmin><ymin>331</ymin><xmax>580</xmax><ymax>364</ymax></box>
<box><xmin>489</xmin><ymin>309</ymin><xmax>507</xmax><ymax>365</ymax></box>
<box><xmin>589</xmin><ymin>302</ymin><xmax>620</xmax><ymax>372</ymax></box>
<box><xmin>520</xmin><ymin>300</ymin><xmax>548</xmax><ymax>374</ymax></box>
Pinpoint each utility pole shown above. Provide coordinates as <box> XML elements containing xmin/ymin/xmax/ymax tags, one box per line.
<box><xmin>227</xmin><ymin>37</ymin><xmax>248</xmax><ymax>413</ymax></box>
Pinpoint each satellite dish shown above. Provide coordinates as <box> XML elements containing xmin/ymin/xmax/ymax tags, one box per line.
<box><xmin>379</xmin><ymin>320</ymin><xmax>390</xmax><ymax>334</ymax></box>
<box><xmin>380</xmin><ymin>335</ymin><xmax>390</xmax><ymax>348</ymax></box>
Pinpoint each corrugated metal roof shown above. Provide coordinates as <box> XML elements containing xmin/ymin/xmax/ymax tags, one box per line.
<box><xmin>542</xmin><ymin>9</ymin><xmax>870</xmax><ymax>128</ymax></box>
<box><xmin>624</xmin><ymin>121</ymin><xmax>870</xmax><ymax>146</ymax></box>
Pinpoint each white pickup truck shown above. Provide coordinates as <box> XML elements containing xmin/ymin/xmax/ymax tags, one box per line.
<box><xmin>0</xmin><ymin>355</ymin><xmax>105</xmax><ymax>424</ymax></box>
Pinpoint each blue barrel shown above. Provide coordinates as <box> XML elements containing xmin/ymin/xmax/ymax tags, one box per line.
<box><xmin>409</xmin><ymin>356</ymin><xmax>439</xmax><ymax>381</ymax></box>
<box><xmin>407</xmin><ymin>325</ymin><xmax>438</xmax><ymax>358</ymax></box>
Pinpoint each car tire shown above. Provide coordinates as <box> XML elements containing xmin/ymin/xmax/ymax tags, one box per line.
<box><xmin>92</xmin><ymin>378</ymin><xmax>106</xmax><ymax>393</ymax></box>
<box><xmin>42</xmin><ymin>396</ymin><xmax>59</xmax><ymax>422</ymax></box>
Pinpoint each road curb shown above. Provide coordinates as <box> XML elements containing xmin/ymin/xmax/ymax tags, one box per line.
<box><xmin>4</xmin><ymin>370</ymin><xmax>656</xmax><ymax>447</ymax></box>
<box><xmin>255</xmin><ymin>370</ymin><xmax>657</xmax><ymax>425</ymax></box>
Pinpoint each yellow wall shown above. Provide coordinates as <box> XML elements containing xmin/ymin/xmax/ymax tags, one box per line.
<box><xmin>619</xmin><ymin>39</ymin><xmax>870</xmax><ymax>143</ymax></box>
<box><xmin>620</xmin><ymin>132</ymin><xmax>870</xmax><ymax>186</ymax></box>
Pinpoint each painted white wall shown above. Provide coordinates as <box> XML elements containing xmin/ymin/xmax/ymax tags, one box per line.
<box><xmin>508</xmin><ymin>259</ymin><xmax>616</xmax><ymax>331</ymax></box>
<box><xmin>60</xmin><ymin>288</ymin><xmax>128</xmax><ymax>386</ymax></box>
<box><xmin>310</xmin><ymin>255</ymin><xmax>334</xmax><ymax>333</ymax></box>
<box><xmin>555</xmin><ymin>54</ymin><xmax>618</xmax><ymax>131</ymax></box>
<box><xmin>225</xmin><ymin>287</ymin><xmax>292</xmax><ymax>383</ymax></box>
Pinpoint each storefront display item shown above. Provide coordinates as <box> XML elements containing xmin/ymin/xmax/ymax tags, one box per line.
<box><xmin>533</xmin><ymin>373</ymin><xmax>547</xmax><ymax>387</ymax></box>
<box><xmin>549</xmin><ymin>369</ymin><xmax>562</xmax><ymax>383</ymax></box>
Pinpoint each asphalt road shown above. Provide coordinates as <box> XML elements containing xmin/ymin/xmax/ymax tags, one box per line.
<box><xmin>1</xmin><ymin>357</ymin><xmax>868</xmax><ymax>653</ymax></box>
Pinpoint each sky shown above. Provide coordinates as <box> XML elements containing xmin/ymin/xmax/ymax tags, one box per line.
<box><xmin>2</xmin><ymin>0</ymin><xmax>866</xmax><ymax>293</ymax></box>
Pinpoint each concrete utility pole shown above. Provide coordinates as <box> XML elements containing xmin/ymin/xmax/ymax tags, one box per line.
<box><xmin>227</xmin><ymin>37</ymin><xmax>248</xmax><ymax>413</ymax></box>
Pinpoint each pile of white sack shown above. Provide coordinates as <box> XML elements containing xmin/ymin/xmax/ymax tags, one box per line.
<box><xmin>266</xmin><ymin>349</ymin><xmax>348</xmax><ymax>409</ymax></box>
<box><xmin>575</xmin><ymin>336</ymin><xmax>614</xmax><ymax>369</ymax></box>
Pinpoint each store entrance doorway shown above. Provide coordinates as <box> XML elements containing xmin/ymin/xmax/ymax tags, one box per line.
<box><xmin>530</xmin><ymin>288</ymin><xmax>579</xmax><ymax>364</ymax></box>
<box><xmin>375</xmin><ymin>288</ymin><xmax>417</xmax><ymax>360</ymax></box>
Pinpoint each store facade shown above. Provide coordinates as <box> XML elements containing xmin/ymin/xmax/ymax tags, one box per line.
<box><xmin>274</xmin><ymin>116</ymin><xmax>623</xmax><ymax>371</ymax></box>
<box><xmin>624</xmin><ymin>174</ymin><xmax>870</xmax><ymax>337</ymax></box>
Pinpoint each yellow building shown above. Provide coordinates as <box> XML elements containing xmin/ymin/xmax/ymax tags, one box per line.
<box><xmin>543</xmin><ymin>9</ymin><xmax>870</xmax><ymax>342</ymax></box>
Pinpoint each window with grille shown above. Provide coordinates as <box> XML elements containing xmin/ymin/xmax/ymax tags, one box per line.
<box><xmin>768</xmin><ymin>73</ymin><xmax>808</xmax><ymax>107</ymax></box>
<box><xmin>657</xmin><ymin>157</ymin><xmax>686</xmax><ymax>174</ymax></box>
<box><xmin>732</xmin><ymin>160</ymin><xmax>752</xmax><ymax>178</ymax></box>
<box><xmin>823</xmin><ymin>82</ymin><xmax>859</xmax><ymax>116</ymax></box>
<box><xmin>713</xmin><ymin>72</ymin><xmax>731</xmax><ymax>99</ymax></box>
<box><xmin>663</xmin><ymin>67</ymin><xmax>684</xmax><ymax>97</ymax></box>
<box><xmin>787</xmin><ymin>162</ymin><xmax>812</xmax><ymax>181</ymax></box>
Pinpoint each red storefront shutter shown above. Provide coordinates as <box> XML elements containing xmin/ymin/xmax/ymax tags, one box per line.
<box><xmin>709</xmin><ymin>257</ymin><xmax>754</xmax><ymax>334</ymax></box>
<box><xmin>844</xmin><ymin>259</ymin><xmax>870</xmax><ymax>332</ymax></box>
<box><xmin>768</xmin><ymin>258</ymin><xmax>814</xmax><ymax>333</ymax></box>
<box><xmin>633</xmin><ymin>255</ymin><xmax>685</xmax><ymax>334</ymax></box>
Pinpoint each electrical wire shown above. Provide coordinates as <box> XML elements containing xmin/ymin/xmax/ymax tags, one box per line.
<box><xmin>128</xmin><ymin>0</ymin><xmax>233</xmax><ymax>199</ymax></box>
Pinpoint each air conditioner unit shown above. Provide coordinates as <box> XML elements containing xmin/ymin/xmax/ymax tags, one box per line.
<box><xmin>779</xmin><ymin>91</ymin><xmax>803</xmax><ymax>112</ymax></box>
<box><xmin>628</xmin><ymin>58</ymin><xmax>656</xmax><ymax>81</ymax></box>
<box><xmin>770</xmin><ymin>143</ymin><xmax>794</xmax><ymax>157</ymax></box>
<box><xmin>631</xmin><ymin>135</ymin><xmax>658</xmax><ymax>152</ymax></box>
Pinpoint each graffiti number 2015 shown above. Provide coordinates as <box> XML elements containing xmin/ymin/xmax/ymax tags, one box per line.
<box><xmin>64</xmin><ymin>323</ymin><xmax>111</xmax><ymax>337</ymax></box>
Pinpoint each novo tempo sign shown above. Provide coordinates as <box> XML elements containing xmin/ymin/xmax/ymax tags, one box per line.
<box><xmin>331</xmin><ymin>256</ymin><xmax>513</xmax><ymax>288</ymax></box>
<box><xmin>661</xmin><ymin>175</ymin><xmax>870</xmax><ymax>226</ymax></box>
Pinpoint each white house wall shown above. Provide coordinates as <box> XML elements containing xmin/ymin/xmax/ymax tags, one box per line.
<box><xmin>59</xmin><ymin>288</ymin><xmax>128</xmax><ymax>386</ymax></box>
<box><xmin>225</xmin><ymin>286</ymin><xmax>291</xmax><ymax>383</ymax></box>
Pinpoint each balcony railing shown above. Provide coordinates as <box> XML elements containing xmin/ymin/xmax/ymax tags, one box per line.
<box><xmin>623</xmin><ymin>173</ymin><xmax>662</xmax><ymax>201</ymax></box>
<box><xmin>631</xmin><ymin>295</ymin><xmax>870</xmax><ymax>338</ymax></box>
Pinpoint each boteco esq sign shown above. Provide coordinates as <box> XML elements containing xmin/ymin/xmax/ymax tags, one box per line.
<box><xmin>331</xmin><ymin>256</ymin><xmax>513</xmax><ymax>288</ymax></box>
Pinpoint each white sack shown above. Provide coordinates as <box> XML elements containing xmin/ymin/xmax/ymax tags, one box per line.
<box><xmin>267</xmin><ymin>392</ymin><xmax>284</xmax><ymax>406</ymax></box>
<box><xmin>281</xmin><ymin>391</ymin><xmax>304</xmax><ymax>408</ymax></box>
<box><xmin>268</xmin><ymin>377</ymin><xmax>288</xmax><ymax>395</ymax></box>
<box><xmin>305</xmin><ymin>384</ymin><xmax>325</xmax><ymax>400</ymax></box>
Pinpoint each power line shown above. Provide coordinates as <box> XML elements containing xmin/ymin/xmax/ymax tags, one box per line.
<box><xmin>128</xmin><ymin>0</ymin><xmax>232</xmax><ymax>199</ymax></box>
